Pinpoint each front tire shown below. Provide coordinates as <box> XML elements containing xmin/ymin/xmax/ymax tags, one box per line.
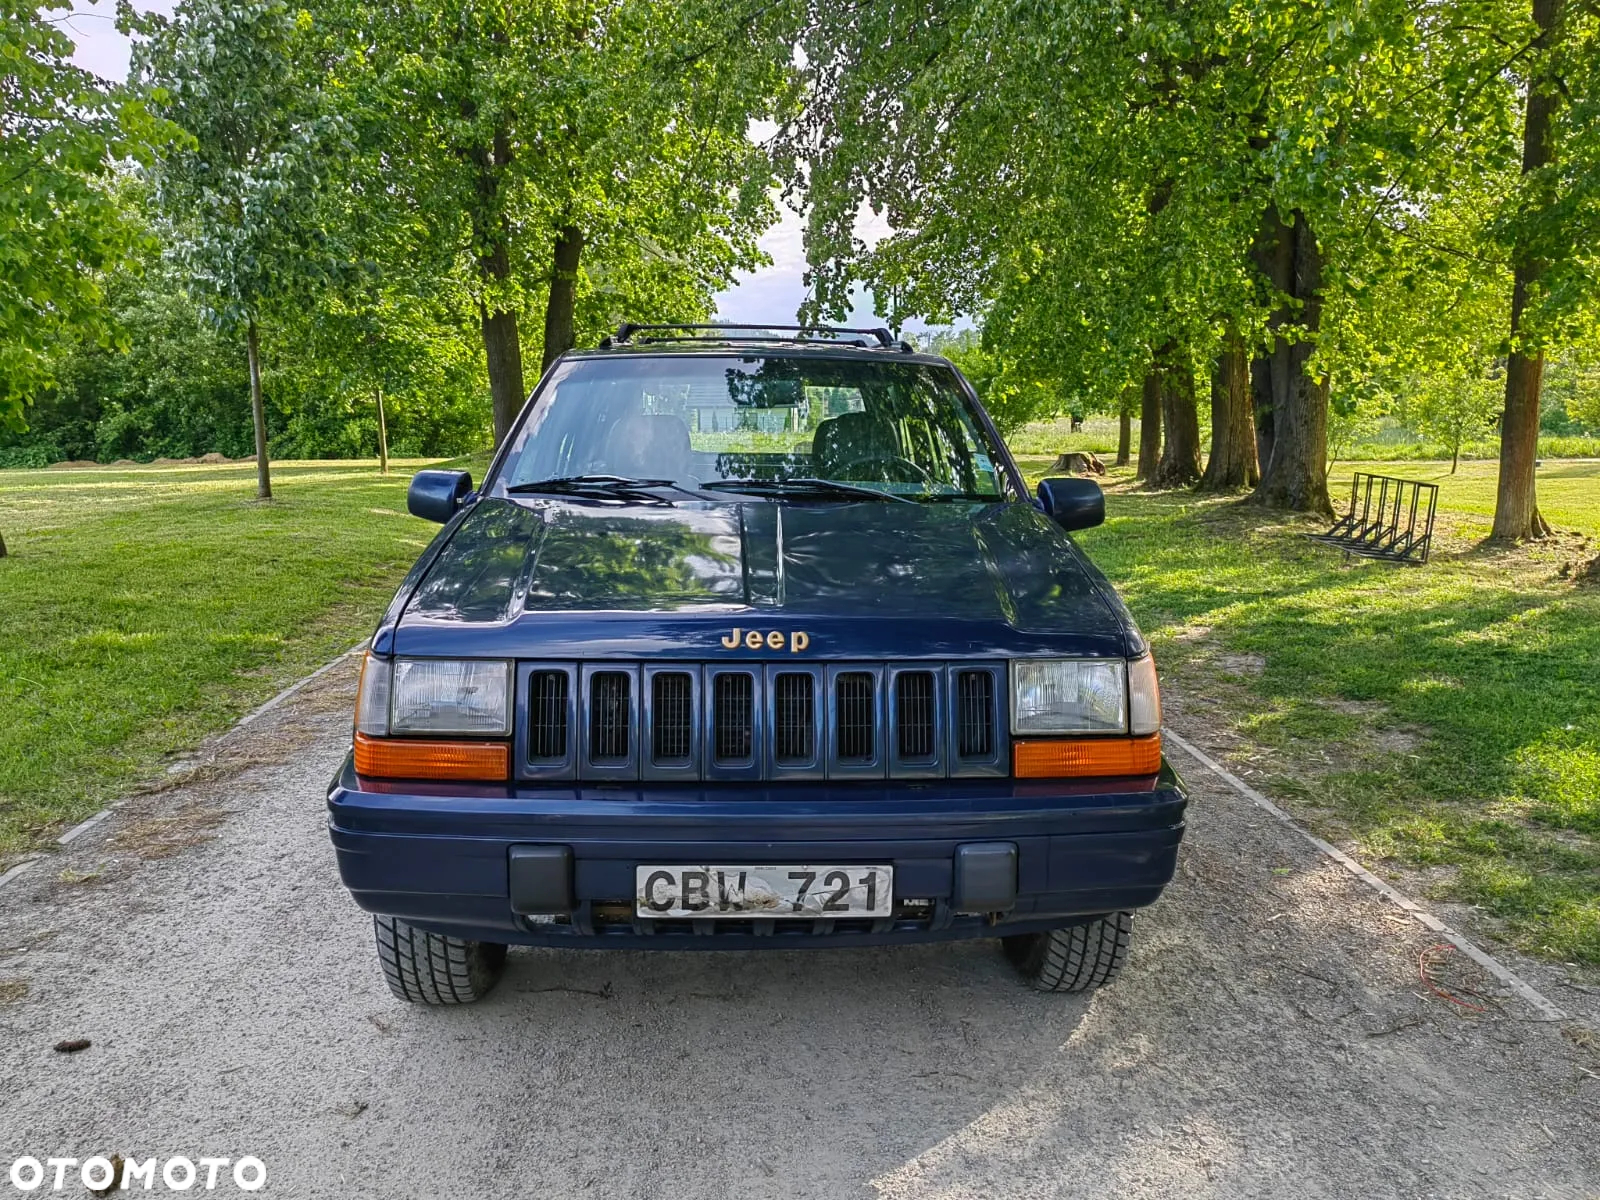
<box><xmin>1002</xmin><ymin>912</ymin><xmax>1132</xmax><ymax>992</ymax></box>
<box><xmin>373</xmin><ymin>914</ymin><xmax>507</xmax><ymax>1004</ymax></box>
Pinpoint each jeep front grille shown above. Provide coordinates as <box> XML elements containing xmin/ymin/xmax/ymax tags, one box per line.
<box><xmin>588</xmin><ymin>671</ymin><xmax>631</xmax><ymax>763</ymax></box>
<box><xmin>516</xmin><ymin>661</ymin><xmax>1005</xmax><ymax>782</ymax></box>
<box><xmin>527</xmin><ymin>669</ymin><xmax>568</xmax><ymax>761</ymax></box>
<box><xmin>956</xmin><ymin>670</ymin><xmax>995</xmax><ymax>758</ymax></box>
<box><xmin>895</xmin><ymin>671</ymin><xmax>937</xmax><ymax>760</ymax></box>
<box><xmin>835</xmin><ymin>672</ymin><xmax>875</xmax><ymax>763</ymax></box>
<box><xmin>712</xmin><ymin>671</ymin><xmax>754</xmax><ymax>764</ymax></box>
<box><xmin>651</xmin><ymin>672</ymin><xmax>693</xmax><ymax>763</ymax></box>
<box><xmin>773</xmin><ymin>673</ymin><xmax>815</xmax><ymax>764</ymax></box>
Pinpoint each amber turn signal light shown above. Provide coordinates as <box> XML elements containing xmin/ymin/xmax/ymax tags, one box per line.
<box><xmin>1013</xmin><ymin>734</ymin><xmax>1161</xmax><ymax>779</ymax></box>
<box><xmin>353</xmin><ymin>732</ymin><xmax>510</xmax><ymax>782</ymax></box>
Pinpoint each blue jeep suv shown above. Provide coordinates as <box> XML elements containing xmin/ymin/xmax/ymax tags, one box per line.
<box><xmin>328</xmin><ymin>324</ymin><xmax>1187</xmax><ymax>1003</ymax></box>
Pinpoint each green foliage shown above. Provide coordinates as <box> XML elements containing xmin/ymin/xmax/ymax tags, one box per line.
<box><xmin>791</xmin><ymin>0</ymin><xmax>1550</xmax><ymax>431</ymax></box>
<box><xmin>0</xmin><ymin>2</ymin><xmax>167</xmax><ymax>431</ymax></box>
<box><xmin>130</xmin><ymin>0</ymin><xmax>355</xmax><ymax>332</ymax></box>
<box><xmin>925</xmin><ymin>329</ymin><xmax>1059</xmax><ymax>433</ymax></box>
<box><xmin>0</xmin><ymin>219</ymin><xmax>491</xmax><ymax>466</ymax></box>
<box><xmin>330</xmin><ymin>0</ymin><xmax>797</xmax><ymax>357</ymax></box>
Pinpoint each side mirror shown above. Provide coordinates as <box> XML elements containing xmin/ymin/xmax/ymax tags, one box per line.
<box><xmin>408</xmin><ymin>470</ymin><xmax>473</xmax><ymax>523</ymax></box>
<box><xmin>1037</xmin><ymin>477</ymin><xmax>1104</xmax><ymax>532</ymax></box>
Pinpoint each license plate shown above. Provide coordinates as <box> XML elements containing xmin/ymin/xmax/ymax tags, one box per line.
<box><xmin>635</xmin><ymin>865</ymin><xmax>893</xmax><ymax>919</ymax></box>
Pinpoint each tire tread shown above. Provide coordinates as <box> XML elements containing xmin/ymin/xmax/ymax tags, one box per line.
<box><xmin>1004</xmin><ymin>912</ymin><xmax>1132</xmax><ymax>992</ymax></box>
<box><xmin>373</xmin><ymin>915</ymin><xmax>505</xmax><ymax>1004</ymax></box>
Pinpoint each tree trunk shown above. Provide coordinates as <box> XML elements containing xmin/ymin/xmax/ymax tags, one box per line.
<box><xmin>1252</xmin><ymin>357</ymin><xmax>1276</xmax><ymax>476</ymax></box>
<box><xmin>541</xmin><ymin>225</ymin><xmax>585</xmax><ymax>373</ymax></box>
<box><xmin>1492</xmin><ymin>0</ymin><xmax>1560</xmax><ymax>540</ymax></box>
<box><xmin>1116</xmin><ymin>400</ymin><xmax>1132</xmax><ymax>467</ymax></box>
<box><xmin>245</xmin><ymin>318</ymin><xmax>271</xmax><ymax>501</ymax></box>
<box><xmin>375</xmin><ymin>387</ymin><xmax>389</xmax><ymax>475</ymax></box>
<box><xmin>1249</xmin><ymin>209</ymin><xmax>1332</xmax><ymax>515</ymax></box>
<box><xmin>479</xmin><ymin>265</ymin><xmax>525</xmax><ymax>448</ymax></box>
<box><xmin>1154</xmin><ymin>341</ymin><xmax>1202</xmax><ymax>488</ymax></box>
<box><xmin>1136</xmin><ymin>368</ymin><xmax>1162</xmax><ymax>482</ymax></box>
<box><xmin>1200</xmin><ymin>331</ymin><xmax>1260</xmax><ymax>490</ymax></box>
<box><xmin>471</xmin><ymin>127</ymin><xmax>526</xmax><ymax>447</ymax></box>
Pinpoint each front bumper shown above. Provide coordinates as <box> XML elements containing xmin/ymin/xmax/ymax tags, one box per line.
<box><xmin>326</xmin><ymin>756</ymin><xmax>1188</xmax><ymax>949</ymax></box>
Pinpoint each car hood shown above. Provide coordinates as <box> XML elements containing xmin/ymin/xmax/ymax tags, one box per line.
<box><xmin>389</xmin><ymin>497</ymin><xmax>1137</xmax><ymax>660</ymax></box>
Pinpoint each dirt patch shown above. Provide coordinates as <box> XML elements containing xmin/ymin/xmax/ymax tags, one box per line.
<box><xmin>111</xmin><ymin>458</ymin><xmax>139</xmax><ymax>466</ymax></box>
<box><xmin>1570</xmin><ymin>555</ymin><xmax>1600</xmax><ymax>586</ymax></box>
<box><xmin>47</xmin><ymin>460</ymin><xmax>100</xmax><ymax>470</ymax></box>
<box><xmin>1312</xmin><ymin>698</ymin><xmax>1423</xmax><ymax>753</ymax></box>
<box><xmin>150</xmin><ymin>456</ymin><xmax>203</xmax><ymax>466</ymax></box>
<box><xmin>0</xmin><ymin>979</ymin><xmax>27</xmax><ymax>1006</ymax></box>
<box><xmin>1216</xmin><ymin>652</ymin><xmax>1266</xmax><ymax>675</ymax></box>
<box><xmin>198</xmin><ymin>452</ymin><xmax>231</xmax><ymax>465</ymax></box>
<box><xmin>107</xmin><ymin>803</ymin><xmax>227</xmax><ymax>861</ymax></box>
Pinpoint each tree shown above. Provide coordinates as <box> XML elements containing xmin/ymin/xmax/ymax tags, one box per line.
<box><xmin>791</xmin><ymin>0</ymin><xmax>1534</xmax><ymax>517</ymax></box>
<box><xmin>0</xmin><ymin>2</ymin><xmax>162</xmax><ymax>433</ymax></box>
<box><xmin>1489</xmin><ymin>0</ymin><xmax>1600</xmax><ymax>538</ymax></box>
<box><xmin>335</xmin><ymin>0</ymin><xmax>794</xmax><ymax>444</ymax></box>
<box><xmin>131</xmin><ymin>0</ymin><xmax>354</xmax><ymax>499</ymax></box>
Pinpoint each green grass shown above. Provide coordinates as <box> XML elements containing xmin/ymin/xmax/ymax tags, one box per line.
<box><xmin>1014</xmin><ymin>454</ymin><xmax>1600</xmax><ymax>964</ymax></box>
<box><xmin>0</xmin><ymin>460</ymin><xmax>454</xmax><ymax>865</ymax></box>
<box><xmin>1006</xmin><ymin>415</ymin><xmax>1600</xmax><ymax>463</ymax></box>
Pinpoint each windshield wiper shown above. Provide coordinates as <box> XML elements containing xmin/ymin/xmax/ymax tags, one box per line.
<box><xmin>505</xmin><ymin>475</ymin><xmax>695</xmax><ymax>503</ymax></box>
<box><xmin>700</xmin><ymin>478</ymin><xmax>914</xmax><ymax>505</ymax></box>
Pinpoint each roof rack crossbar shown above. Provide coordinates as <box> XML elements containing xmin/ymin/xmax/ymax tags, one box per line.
<box><xmin>604</xmin><ymin>322</ymin><xmax>901</xmax><ymax>350</ymax></box>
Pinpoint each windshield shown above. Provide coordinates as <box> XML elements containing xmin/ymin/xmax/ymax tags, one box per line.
<box><xmin>492</xmin><ymin>354</ymin><xmax>1011</xmax><ymax>501</ymax></box>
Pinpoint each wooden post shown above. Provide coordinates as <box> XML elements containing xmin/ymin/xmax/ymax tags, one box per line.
<box><xmin>246</xmin><ymin>318</ymin><xmax>272</xmax><ymax>500</ymax></box>
<box><xmin>376</xmin><ymin>387</ymin><xmax>389</xmax><ymax>475</ymax></box>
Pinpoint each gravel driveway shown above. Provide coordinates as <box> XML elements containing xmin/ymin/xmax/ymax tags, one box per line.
<box><xmin>1</xmin><ymin>660</ymin><xmax>1596</xmax><ymax>1199</ymax></box>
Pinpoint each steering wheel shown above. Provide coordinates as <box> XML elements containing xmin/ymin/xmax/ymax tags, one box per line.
<box><xmin>834</xmin><ymin>455</ymin><xmax>936</xmax><ymax>486</ymax></box>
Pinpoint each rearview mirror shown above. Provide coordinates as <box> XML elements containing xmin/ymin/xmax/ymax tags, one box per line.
<box><xmin>1036</xmin><ymin>477</ymin><xmax>1104</xmax><ymax>532</ymax></box>
<box><xmin>408</xmin><ymin>470</ymin><xmax>473</xmax><ymax>523</ymax></box>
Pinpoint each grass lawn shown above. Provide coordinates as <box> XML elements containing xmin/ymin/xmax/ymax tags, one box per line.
<box><xmin>0</xmin><ymin>460</ymin><xmax>455</xmax><ymax>867</ymax></box>
<box><xmin>1014</xmin><ymin>454</ymin><xmax>1600</xmax><ymax>965</ymax></box>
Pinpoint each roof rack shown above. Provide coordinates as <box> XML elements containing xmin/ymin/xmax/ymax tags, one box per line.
<box><xmin>599</xmin><ymin>323</ymin><xmax>915</xmax><ymax>353</ymax></box>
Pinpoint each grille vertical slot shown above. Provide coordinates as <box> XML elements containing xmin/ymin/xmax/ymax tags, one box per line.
<box><xmin>835</xmin><ymin>672</ymin><xmax>876</xmax><ymax>763</ymax></box>
<box><xmin>651</xmin><ymin>672</ymin><xmax>694</xmax><ymax>764</ymax></box>
<box><xmin>896</xmin><ymin>671</ymin><xmax>937</xmax><ymax>760</ymax></box>
<box><xmin>773</xmin><ymin>673</ymin><xmax>815</xmax><ymax>764</ymax></box>
<box><xmin>955</xmin><ymin>670</ymin><xmax>994</xmax><ymax>759</ymax></box>
<box><xmin>527</xmin><ymin>670</ymin><xmax>569</xmax><ymax>761</ymax></box>
<box><xmin>712</xmin><ymin>673</ymin><xmax>754</xmax><ymax>763</ymax></box>
<box><xmin>589</xmin><ymin>671</ymin><xmax>631</xmax><ymax>763</ymax></box>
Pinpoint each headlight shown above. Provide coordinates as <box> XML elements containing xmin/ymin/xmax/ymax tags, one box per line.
<box><xmin>1011</xmin><ymin>659</ymin><xmax>1128</xmax><ymax>734</ymax></box>
<box><xmin>368</xmin><ymin>657</ymin><xmax>512</xmax><ymax>736</ymax></box>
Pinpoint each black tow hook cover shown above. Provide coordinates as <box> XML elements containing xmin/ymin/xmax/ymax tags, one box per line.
<box><xmin>508</xmin><ymin>845</ymin><xmax>574</xmax><ymax>915</ymax></box>
<box><xmin>953</xmin><ymin>842</ymin><xmax>1018</xmax><ymax>914</ymax></box>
